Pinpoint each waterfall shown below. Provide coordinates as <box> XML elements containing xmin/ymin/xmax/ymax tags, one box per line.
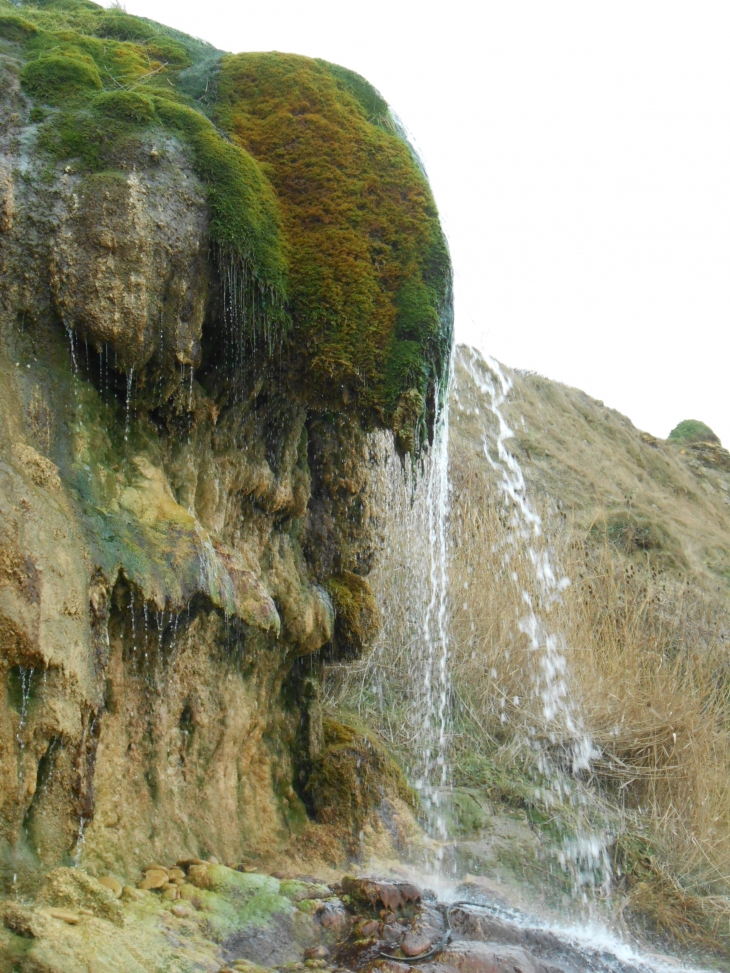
<box><xmin>414</xmin><ymin>377</ymin><xmax>453</xmax><ymax>839</ymax></box>
<box><xmin>459</xmin><ymin>346</ymin><xmax>612</xmax><ymax>901</ymax></box>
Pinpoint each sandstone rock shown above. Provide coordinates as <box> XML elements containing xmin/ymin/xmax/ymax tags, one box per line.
<box><xmin>317</xmin><ymin>899</ymin><xmax>350</xmax><ymax>940</ymax></box>
<box><xmin>162</xmin><ymin>886</ymin><xmax>180</xmax><ymax>900</ymax></box>
<box><xmin>168</xmin><ymin>867</ymin><xmax>186</xmax><ymax>882</ymax></box>
<box><xmin>436</xmin><ymin>941</ymin><xmax>548</xmax><ymax>973</ymax></box>
<box><xmin>139</xmin><ymin>870</ymin><xmax>168</xmax><ymax>890</ymax></box>
<box><xmin>304</xmin><ymin>946</ymin><xmax>331</xmax><ymax>960</ymax></box>
<box><xmin>37</xmin><ymin>869</ymin><xmax>125</xmax><ymax>926</ymax></box>
<box><xmin>2</xmin><ymin>902</ymin><xmax>50</xmax><ymax>939</ymax></box>
<box><xmin>372</xmin><ymin>962</ymin><xmax>412</xmax><ymax>973</ymax></box>
<box><xmin>97</xmin><ymin>876</ymin><xmax>123</xmax><ymax>899</ymax></box>
<box><xmin>341</xmin><ymin>878</ymin><xmax>422</xmax><ymax>913</ymax></box>
<box><xmin>381</xmin><ymin>921</ymin><xmax>407</xmax><ymax>944</ymax></box>
<box><xmin>121</xmin><ymin>886</ymin><xmax>146</xmax><ymax>902</ymax></box>
<box><xmin>144</xmin><ymin>864</ymin><xmax>169</xmax><ymax>875</ymax></box>
<box><xmin>357</xmin><ymin>919</ymin><xmax>380</xmax><ymax>938</ymax></box>
<box><xmin>171</xmin><ymin>904</ymin><xmax>189</xmax><ymax>918</ymax></box>
<box><xmin>48</xmin><ymin>907</ymin><xmax>81</xmax><ymax>924</ymax></box>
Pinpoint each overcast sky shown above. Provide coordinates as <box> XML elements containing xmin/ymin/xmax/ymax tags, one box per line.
<box><xmin>102</xmin><ymin>0</ymin><xmax>730</xmax><ymax>445</ymax></box>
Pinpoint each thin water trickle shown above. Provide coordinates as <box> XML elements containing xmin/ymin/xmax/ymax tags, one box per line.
<box><xmin>63</xmin><ymin>321</ymin><xmax>79</xmax><ymax>377</ymax></box>
<box><xmin>460</xmin><ymin>346</ymin><xmax>611</xmax><ymax>900</ymax></box>
<box><xmin>73</xmin><ymin>815</ymin><xmax>86</xmax><ymax>867</ymax></box>
<box><xmin>16</xmin><ymin>666</ymin><xmax>34</xmax><ymax>797</ymax></box>
<box><xmin>364</xmin><ymin>370</ymin><xmax>454</xmax><ymax>847</ymax></box>
<box><xmin>124</xmin><ymin>366</ymin><xmax>134</xmax><ymax>442</ymax></box>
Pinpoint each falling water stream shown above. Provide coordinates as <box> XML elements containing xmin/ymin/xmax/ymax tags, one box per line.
<box><xmin>459</xmin><ymin>347</ymin><xmax>612</xmax><ymax>899</ymax></box>
<box><xmin>363</xmin><ymin>347</ymin><xmax>717</xmax><ymax>973</ymax></box>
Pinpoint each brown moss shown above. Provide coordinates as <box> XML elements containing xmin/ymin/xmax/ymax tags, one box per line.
<box><xmin>215</xmin><ymin>53</ymin><xmax>452</xmax><ymax>427</ymax></box>
<box><xmin>324</xmin><ymin>571</ymin><xmax>379</xmax><ymax>660</ymax></box>
<box><xmin>306</xmin><ymin>715</ymin><xmax>414</xmax><ymax>842</ymax></box>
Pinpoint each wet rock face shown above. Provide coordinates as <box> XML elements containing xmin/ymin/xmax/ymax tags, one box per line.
<box><xmin>0</xmin><ymin>61</ymin><xmax>381</xmax><ymax>890</ymax></box>
<box><xmin>50</xmin><ymin>155</ymin><xmax>209</xmax><ymax>377</ymax></box>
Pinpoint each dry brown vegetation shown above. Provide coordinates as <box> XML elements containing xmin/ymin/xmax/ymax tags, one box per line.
<box><xmin>327</xmin><ymin>347</ymin><xmax>730</xmax><ymax>953</ymax></box>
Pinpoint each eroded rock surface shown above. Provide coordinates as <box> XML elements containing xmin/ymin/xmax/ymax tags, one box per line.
<box><xmin>0</xmin><ymin>1</ymin><xmax>449</xmax><ymax>894</ymax></box>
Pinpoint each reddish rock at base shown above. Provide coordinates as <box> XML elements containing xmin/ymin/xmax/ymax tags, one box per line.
<box><xmin>436</xmin><ymin>941</ymin><xmax>548</xmax><ymax>973</ymax></box>
<box><xmin>400</xmin><ymin>930</ymin><xmax>433</xmax><ymax>957</ymax></box>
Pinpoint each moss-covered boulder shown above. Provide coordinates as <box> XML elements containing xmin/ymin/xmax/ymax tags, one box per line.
<box><xmin>668</xmin><ymin>419</ymin><xmax>721</xmax><ymax>446</ymax></box>
<box><xmin>307</xmin><ymin>715</ymin><xmax>414</xmax><ymax>841</ymax></box>
<box><xmin>4</xmin><ymin>0</ymin><xmax>452</xmax><ymax>448</ymax></box>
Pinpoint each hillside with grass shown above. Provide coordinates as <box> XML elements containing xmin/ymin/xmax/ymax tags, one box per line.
<box><xmin>329</xmin><ymin>345</ymin><xmax>730</xmax><ymax>958</ymax></box>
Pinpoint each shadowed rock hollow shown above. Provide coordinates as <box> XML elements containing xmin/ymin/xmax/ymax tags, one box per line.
<box><xmin>0</xmin><ymin>0</ymin><xmax>452</xmax><ymax>896</ymax></box>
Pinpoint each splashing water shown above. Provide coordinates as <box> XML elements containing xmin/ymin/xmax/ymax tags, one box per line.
<box><xmin>460</xmin><ymin>346</ymin><xmax>611</xmax><ymax>900</ymax></box>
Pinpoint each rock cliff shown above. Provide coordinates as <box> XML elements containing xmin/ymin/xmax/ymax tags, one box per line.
<box><xmin>0</xmin><ymin>0</ymin><xmax>452</xmax><ymax>894</ymax></box>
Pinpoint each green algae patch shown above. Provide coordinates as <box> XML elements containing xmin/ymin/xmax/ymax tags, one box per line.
<box><xmin>21</xmin><ymin>50</ymin><xmax>101</xmax><ymax>103</ymax></box>
<box><xmin>216</xmin><ymin>52</ymin><xmax>452</xmax><ymax>428</ymax></box>
<box><xmin>186</xmin><ymin>865</ymin><xmax>293</xmax><ymax>928</ymax></box>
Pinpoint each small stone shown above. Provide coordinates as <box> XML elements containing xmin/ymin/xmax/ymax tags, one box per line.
<box><xmin>304</xmin><ymin>962</ymin><xmax>327</xmax><ymax>970</ymax></box>
<box><xmin>98</xmin><ymin>876</ymin><xmax>123</xmax><ymax>899</ymax></box>
<box><xmin>171</xmin><ymin>904</ymin><xmax>188</xmax><ymax>918</ymax></box>
<box><xmin>400</xmin><ymin>931</ymin><xmax>432</xmax><ymax>957</ymax></box>
<box><xmin>162</xmin><ymin>886</ymin><xmax>179</xmax><ymax>901</ymax></box>
<box><xmin>206</xmin><ymin>855</ymin><xmax>220</xmax><ymax>865</ymax></box>
<box><xmin>177</xmin><ymin>858</ymin><xmax>207</xmax><ymax>867</ymax></box>
<box><xmin>144</xmin><ymin>865</ymin><xmax>169</xmax><ymax>875</ymax></box>
<box><xmin>139</xmin><ymin>870</ymin><xmax>167</xmax><ymax>891</ymax></box>
<box><xmin>304</xmin><ymin>946</ymin><xmax>330</xmax><ymax>961</ymax></box>
<box><xmin>168</xmin><ymin>867</ymin><xmax>185</xmax><ymax>882</ymax></box>
<box><xmin>358</xmin><ymin>919</ymin><xmax>380</xmax><ymax>938</ymax></box>
<box><xmin>79</xmin><ymin>908</ymin><xmax>94</xmax><ymax>917</ymax></box>
<box><xmin>48</xmin><ymin>908</ymin><xmax>80</xmax><ymax>925</ymax></box>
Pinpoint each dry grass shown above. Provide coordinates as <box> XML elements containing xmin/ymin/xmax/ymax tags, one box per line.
<box><xmin>327</xmin><ymin>349</ymin><xmax>730</xmax><ymax>952</ymax></box>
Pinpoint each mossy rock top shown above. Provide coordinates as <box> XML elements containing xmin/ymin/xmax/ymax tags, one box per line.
<box><xmin>668</xmin><ymin>419</ymin><xmax>721</xmax><ymax>447</ymax></box>
<box><xmin>3</xmin><ymin>0</ymin><xmax>452</xmax><ymax>444</ymax></box>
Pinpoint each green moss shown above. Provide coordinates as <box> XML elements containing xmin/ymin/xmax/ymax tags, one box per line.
<box><xmin>93</xmin><ymin>10</ymin><xmax>157</xmax><ymax>43</ymax></box>
<box><xmin>6</xmin><ymin>0</ymin><xmax>453</xmax><ymax>439</ymax></box>
<box><xmin>152</xmin><ymin>96</ymin><xmax>288</xmax><ymax>299</ymax></box>
<box><xmin>668</xmin><ymin>419</ymin><xmax>721</xmax><ymax>446</ymax></box>
<box><xmin>20</xmin><ymin>51</ymin><xmax>101</xmax><ymax>103</ymax></box>
<box><xmin>216</xmin><ymin>51</ymin><xmax>452</xmax><ymax>427</ymax></box>
<box><xmin>395</xmin><ymin>278</ymin><xmax>441</xmax><ymax>342</ymax></box>
<box><xmin>92</xmin><ymin>89</ymin><xmax>155</xmax><ymax>123</ymax></box>
<box><xmin>315</xmin><ymin>59</ymin><xmax>391</xmax><ymax>128</ymax></box>
<box><xmin>145</xmin><ymin>36</ymin><xmax>191</xmax><ymax>68</ymax></box>
<box><xmin>0</xmin><ymin>13</ymin><xmax>38</xmax><ymax>43</ymax></box>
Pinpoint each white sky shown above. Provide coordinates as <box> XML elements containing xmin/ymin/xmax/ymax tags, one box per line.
<box><xmin>103</xmin><ymin>0</ymin><xmax>730</xmax><ymax>445</ymax></box>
